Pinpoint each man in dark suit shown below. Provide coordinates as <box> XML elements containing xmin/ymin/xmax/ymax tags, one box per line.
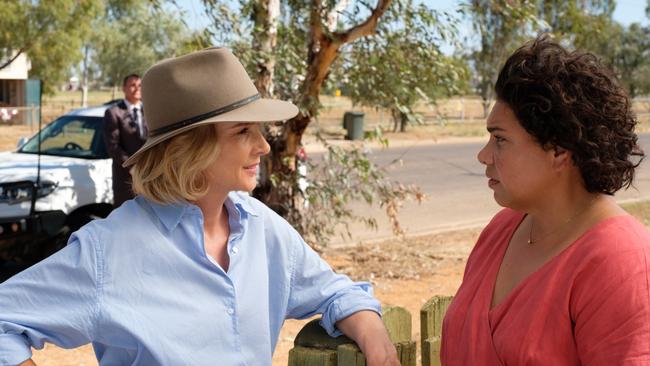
<box><xmin>103</xmin><ymin>74</ymin><xmax>147</xmax><ymax>207</ymax></box>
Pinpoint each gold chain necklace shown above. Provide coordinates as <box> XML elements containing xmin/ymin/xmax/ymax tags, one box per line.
<box><xmin>527</xmin><ymin>195</ymin><xmax>598</xmax><ymax>245</ymax></box>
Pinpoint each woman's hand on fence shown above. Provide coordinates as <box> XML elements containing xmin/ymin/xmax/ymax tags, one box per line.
<box><xmin>336</xmin><ymin>310</ymin><xmax>400</xmax><ymax>365</ymax></box>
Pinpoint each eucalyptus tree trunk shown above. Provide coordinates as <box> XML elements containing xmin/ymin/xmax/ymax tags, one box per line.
<box><xmin>469</xmin><ymin>0</ymin><xmax>533</xmax><ymax>118</ymax></box>
<box><xmin>251</xmin><ymin>0</ymin><xmax>280</xmax><ymax>201</ymax></box>
<box><xmin>251</xmin><ymin>0</ymin><xmax>279</xmax><ymax>98</ymax></box>
<box><xmin>480</xmin><ymin>95</ymin><xmax>491</xmax><ymax>118</ymax></box>
<box><xmin>399</xmin><ymin>112</ymin><xmax>408</xmax><ymax>132</ymax></box>
<box><xmin>81</xmin><ymin>45</ymin><xmax>90</xmax><ymax>108</ymax></box>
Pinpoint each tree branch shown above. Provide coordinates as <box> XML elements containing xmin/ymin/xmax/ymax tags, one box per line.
<box><xmin>0</xmin><ymin>49</ymin><xmax>25</xmax><ymax>71</ymax></box>
<box><xmin>310</xmin><ymin>0</ymin><xmax>325</xmax><ymax>44</ymax></box>
<box><xmin>334</xmin><ymin>0</ymin><xmax>393</xmax><ymax>44</ymax></box>
<box><xmin>0</xmin><ymin>15</ymin><xmax>52</xmax><ymax>71</ymax></box>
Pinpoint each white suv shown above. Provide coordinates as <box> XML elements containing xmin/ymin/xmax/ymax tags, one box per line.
<box><xmin>0</xmin><ymin>105</ymin><xmax>113</xmax><ymax>263</ymax></box>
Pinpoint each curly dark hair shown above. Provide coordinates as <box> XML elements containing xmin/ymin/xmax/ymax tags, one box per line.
<box><xmin>495</xmin><ymin>34</ymin><xmax>644</xmax><ymax>195</ymax></box>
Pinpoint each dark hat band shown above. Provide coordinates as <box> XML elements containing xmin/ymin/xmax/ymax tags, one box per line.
<box><xmin>149</xmin><ymin>93</ymin><xmax>261</xmax><ymax>137</ymax></box>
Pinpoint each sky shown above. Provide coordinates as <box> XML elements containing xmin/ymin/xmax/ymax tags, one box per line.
<box><xmin>177</xmin><ymin>0</ymin><xmax>649</xmax><ymax>29</ymax></box>
<box><xmin>430</xmin><ymin>0</ymin><xmax>649</xmax><ymax>26</ymax></box>
<box><xmin>176</xmin><ymin>0</ymin><xmax>648</xmax><ymax>56</ymax></box>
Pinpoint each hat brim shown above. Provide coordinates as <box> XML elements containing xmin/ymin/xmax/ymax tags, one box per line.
<box><xmin>123</xmin><ymin>98</ymin><xmax>298</xmax><ymax>167</ymax></box>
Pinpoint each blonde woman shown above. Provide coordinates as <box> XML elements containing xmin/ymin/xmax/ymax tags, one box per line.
<box><xmin>0</xmin><ymin>48</ymin><xmax>399</xmax><ymax>366</ymax></box>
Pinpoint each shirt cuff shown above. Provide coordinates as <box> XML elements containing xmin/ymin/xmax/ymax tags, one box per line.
<box><xmin>319</xmin><ymin>283</ymin><xmax>382</xmax><ymax>337</ymax></box>
<box><xmin>0</xmin><ymin>334</ymin><xmax>33</xmax><ymax>366</ymax></box>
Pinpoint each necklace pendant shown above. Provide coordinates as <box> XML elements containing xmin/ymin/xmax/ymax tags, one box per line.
<box><xmin>527</xmin><ymin>238</ymin><xmax>534</xmax><ymax>245</ymax></box>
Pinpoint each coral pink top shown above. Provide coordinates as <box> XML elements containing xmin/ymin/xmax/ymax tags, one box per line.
<box><xmin>441</xmin><ymin>209</ymin><xmax>650</xmax><ymax>365</ymax></box>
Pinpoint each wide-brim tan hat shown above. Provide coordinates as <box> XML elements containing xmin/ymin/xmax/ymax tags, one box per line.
<box><xmin>123</xmin><ymin>47</ymin><xmax>298</xmax><ymax>167</ymax></box>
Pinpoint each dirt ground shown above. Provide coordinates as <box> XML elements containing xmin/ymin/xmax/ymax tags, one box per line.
<box><xmin>25</xmin><ymin>227</ymin><xmax>480</xmax><ymax>366</ymax></box>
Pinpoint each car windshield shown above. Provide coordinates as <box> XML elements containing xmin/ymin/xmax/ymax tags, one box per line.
<box><xmin>19</xmin><ymin>115</ymin><xmax>108</xmax><ymax>159</ymax></box>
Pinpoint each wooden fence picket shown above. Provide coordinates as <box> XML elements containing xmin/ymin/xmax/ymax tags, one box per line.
<box><xmin>420</xmin><ymin>296</ymin><xmax>453</xmax><ymax>366</ymax></box>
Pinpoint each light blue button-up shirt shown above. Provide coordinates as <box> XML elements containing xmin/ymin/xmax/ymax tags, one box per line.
<box><xmin>0</xmin><ymin>192</ymin><xmax>380</xmax><ymax>365</ymax></box>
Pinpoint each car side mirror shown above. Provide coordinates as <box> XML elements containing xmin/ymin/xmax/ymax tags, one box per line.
<box><xmin>17</xmin><ymin>136</ymin><xmax>28</xmax><ymax>149</ymax></box>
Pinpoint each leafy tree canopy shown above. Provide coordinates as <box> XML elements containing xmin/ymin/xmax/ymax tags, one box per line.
<box><xmin>345</xmin><ymin>0</ymin><xmax>470</xmax><ymax>131</ymax></box>
<box><xmin>0</xmin><ymin>0</ymin><xmax>103</xmax><ymax>94</ymax></box>
<box><xmin>90</xmin><ymin>2</ymin><xmax>199</xmax><ymax>87</ymax></box>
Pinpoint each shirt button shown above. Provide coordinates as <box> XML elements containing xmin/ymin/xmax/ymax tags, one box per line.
<box><xmin>231</xmin><ymin>247</ymin><xmax>239</xmax><ymax>255</ymax></box>
<box><xmin>227</xmin><ymin>308</ymin><xmax>235</xmax><ymax>315</ymax></box>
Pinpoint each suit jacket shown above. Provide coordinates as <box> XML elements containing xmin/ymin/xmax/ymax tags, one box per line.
<box><xmin>103</xmin><ymin>100</ymin><xmax>147</xmax><ymax>207</ymax></box>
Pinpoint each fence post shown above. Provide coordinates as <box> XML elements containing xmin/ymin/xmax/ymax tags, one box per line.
<box><xmin>30</xmin><ymin>105</ymin><xmax>37</xmax><ymax>133</ymax></box>
<box><xmin>287</xmin><ymin>305</ymin><xmax>415</xmax><ymax>366</ymax></box>
<box><xmin>288</xmin><ymin>319</ymin><xmax>348</xmax><ymax>366</ymax></box>
<box><xmin>420</xmin><ymin>296</ymin><xmax>453</xmax><ymax>366</ymax></box>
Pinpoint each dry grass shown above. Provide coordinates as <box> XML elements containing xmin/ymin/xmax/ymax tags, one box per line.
<box><xmin>0</xmin><ymin>125</ymin><xmax>32</xmax><ymax>151</ymax></box>
<box><xmin>311</xmin><ymin>95</ymin><xmax>650</xmax><ymax>142</ymax></box>
<box><xmin>40</xmin><ymin>90</ymin><xmax>116</xmax><ymax>123</ymax></box>
<box><xmin>621</xmin><ymin>200</ymin><xmax>650</xmax><ymax>227</ymax></box>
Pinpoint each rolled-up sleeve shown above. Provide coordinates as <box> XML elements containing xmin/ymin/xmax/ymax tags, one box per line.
<box><xmin>0</xmin><ymin>228</ymin><xmax>100</xmax><ymax>365</ymax></box>
<box><xmin>285</xmin><ymin>231</ymin><xmax>381</xmax><ymax>337</ymax></box>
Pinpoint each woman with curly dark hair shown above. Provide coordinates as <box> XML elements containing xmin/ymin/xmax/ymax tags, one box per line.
<box><xmin>441</xmin><ymin>35</ymin><xmax>650</xmax><ymax>365</ymax></box>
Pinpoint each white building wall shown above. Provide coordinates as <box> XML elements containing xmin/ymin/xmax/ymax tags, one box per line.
<box><xmin>0</xmin><ymin>52</ymin><xmax>30</xmax><ymax>80</ymax></box>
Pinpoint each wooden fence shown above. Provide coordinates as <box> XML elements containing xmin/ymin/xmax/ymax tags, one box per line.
<box><xmin>287</xmin><ymin>295</ymin><xmax>453</xmax><ymax>366</ymax></box>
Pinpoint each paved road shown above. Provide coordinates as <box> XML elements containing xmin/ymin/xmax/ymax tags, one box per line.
<box><xmin>327</xmin><ymin>133</ymin><xmax>650</xmax><ymax>246</ymax></box>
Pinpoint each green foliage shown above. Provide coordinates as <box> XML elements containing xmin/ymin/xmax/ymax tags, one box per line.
<box><xmin>292</xmin><ymin>133</ymin><xmax>424</xmax><ymax>250</ymax></box>
<box><xmin>608</xmin><ymin>23</ymin><xmax>650</xmax><ymax>98</ymax></box>
<box><xmin>90</xmin><ymin>3</ymin><xmax>197</xmax><ymax>87</ymax></box>
<box><xmin>0</xmin><ymin>0</ymin><xmax>103</xmax><ymax>94</ymax></box>
<box><xmin>201</xmin><ymin>0</ymin><xmax>316</xmax><ymax>104</ymax></box>
<box><xmin>0</xmin><ymin>1</ymin><xmax>201</xmax><ymax>93</ymax></box>
<box><xmin>466</xmin><ymin>0</ymin><xmax>627</xmax><ymax>114</ymax></box>
<box><xmin>202</xmin><ymin>0</ymin><xmax>467</xmax><ymax>115</ymax></box>
<box><xmin>202</xmin><ymin>0</ymin><xmax>254</xmax><ymax>47</ymax></box>
<box><xmin>538</xmin><ymin>0</ymin><xmax>617</xmax><ymax>65</ymax></box>
<box><xmin>273</xmin><ymin>23</ymin><xmax>310</xmax><ymax>102</ymax></box>
<box><xmin>536</xmin><ymin>1</ymin><xmax>649</xmax><ymax>98</ymax></box>
<box><xmin>345</xmin><ymin>0</ymin><xmax>470</xmax><ymax>132</ymax></box>
<box><xmin>537</xmin><ymin>0</ymin><xmax>615</xmax><ymax>43</ymax></box>
<box><xmin>465</xmin><ymin>0</ymin><xmax>539</xmax><ymax>117</ymax></box>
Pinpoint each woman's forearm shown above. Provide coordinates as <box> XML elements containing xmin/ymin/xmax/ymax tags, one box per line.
<box><xmin>336</xmin><ymin>310</ymin><xmax>400</xmax><ymax>366</ymax></box>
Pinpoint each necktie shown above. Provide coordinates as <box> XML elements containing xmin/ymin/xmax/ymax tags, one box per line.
<box><xmin>133</xmin><ymin>107</ymin><xmax>144</xmax><ymax>139</ymax></box>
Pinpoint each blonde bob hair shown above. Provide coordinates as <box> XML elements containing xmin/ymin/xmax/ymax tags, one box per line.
<box><xmin>131</xmin><ymin>125</ymin><xmax>220</xmax><ymax>204</ymax></box>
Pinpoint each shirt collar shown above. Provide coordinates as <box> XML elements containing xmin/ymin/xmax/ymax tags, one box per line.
<box><xmin>142</xmin><ymin>192</ymin><xmax>259</xmax><ymax>233</ymax></box>
<box><xmin>144</xmin><ymin>197</ymin><xmax>192</xmax><ymax>233</ymax></box>
<box><xmin>228</xmin><ymin>191</ymin><xmax>260</xmax><ymax>218</ymax></box>
<box><xmin>123</xmin><ymin>99</ymin><xmax>142</xmax><ymax>111</ymax></box>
